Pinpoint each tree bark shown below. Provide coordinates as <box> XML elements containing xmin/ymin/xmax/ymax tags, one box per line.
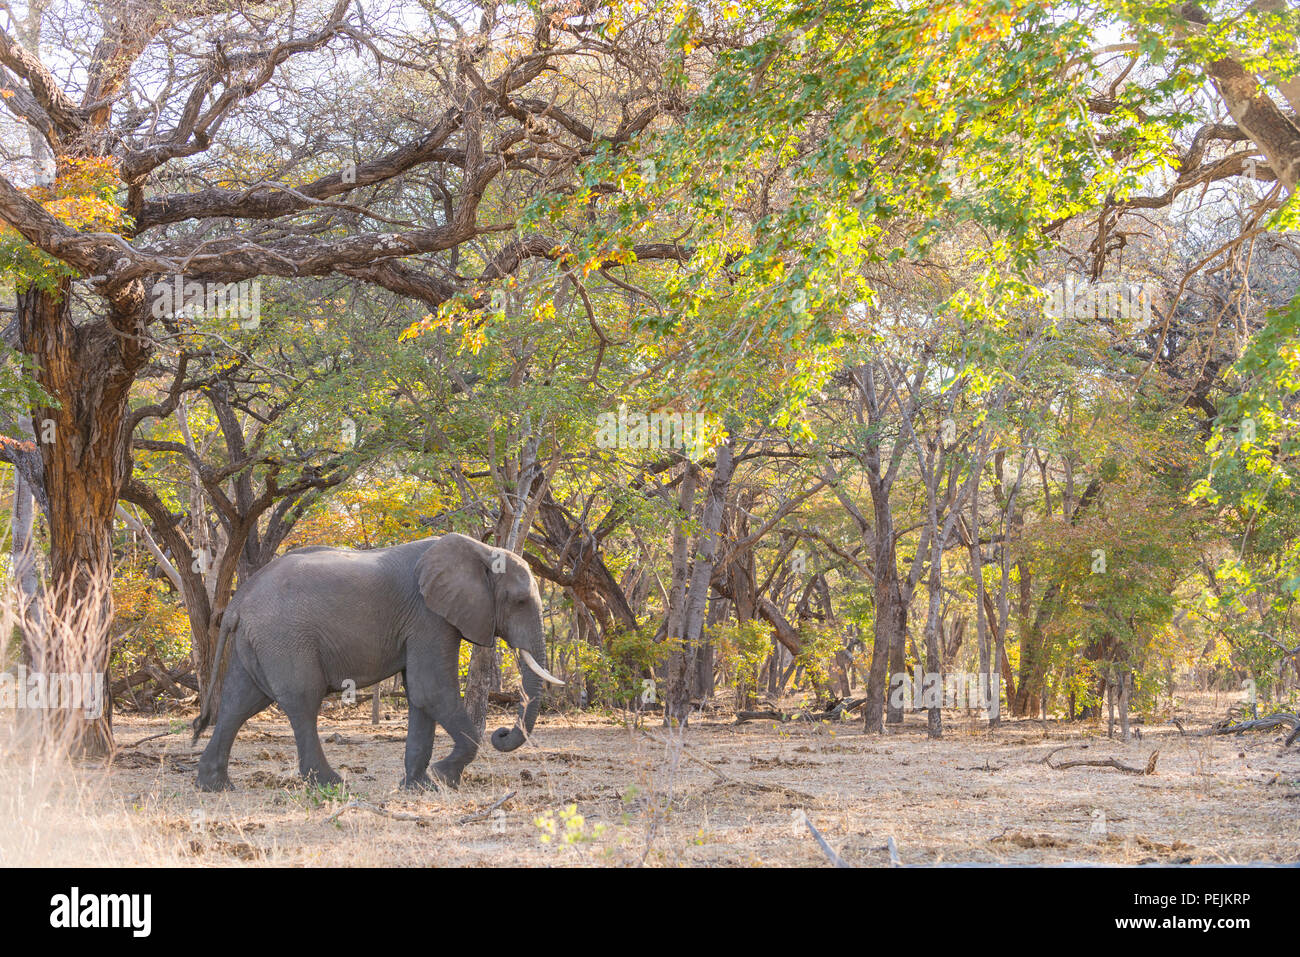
<box><xmin>1118</xmin><ymin>668</ymin><xmax>1131</xmax><ymax>742</ymax></box>
<box><xmin>18</xmin><ymin>278</ymin><xmax>148</xmax><ymax>755</ymax></box>
<box><xmin>667</xmin><ymin>440</ymin><xmax>735</xmax><ymax>725</ymax></box>
<box><xmin>10</xmin><ymin>418</ymin><xmax>42</xmax><ymax>658</ymax></box>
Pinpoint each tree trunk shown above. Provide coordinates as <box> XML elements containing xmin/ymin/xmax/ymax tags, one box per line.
<box><xmin>922</xmin><ymin>551</ymin><xmax>944</xmax><ymax>740</ymax></box>
<box><xmin>1118</xmin><ymin>668</ymin><xmax>1131</xmax><ymax>742</ymax></box>
<box><xmin>1106</xmin><ymin>677</ymin><xmax>1115</xmax><ymax>738</ymax></box>
<box><xmin>884</xmin><ymin>598</ymin><xmax>907</xmax><ymax>723</ymax></box>
<box><xmin>694</xmin><ymin>596</ymin><xmax>726</xmax><ymax>701</ymax></box>
<box><xmin>865</xmin><ymin>569</ymin><xmax>904</xmax><ymax>733</ymax></box>
<box><xmin>968</xmin><ymin>496</ymin><xmax>993</xmax><ymax>724</ymax></box>
<box><xmin>661</xmin><ymin>464</ymin><xmax>697</xmax><ymax>720</ymax></box>
<box><xmin>10</xmin><ymin>421</ymin><xmax>42</xmax><ymax>659</ymax></box>
<box><xmin>18</xmin><ymin>280</ymin><xmax>146</xmax><ymax>755</ymax></box>
<box><xmin>667</xmin><ymin>440</ymin><xmax>735</xmax><ymax>725</ymax></box>
<box><xmin>465</xmin><ymin>642</ymin><xmax>497</xmax><ymax>738</ymax></box>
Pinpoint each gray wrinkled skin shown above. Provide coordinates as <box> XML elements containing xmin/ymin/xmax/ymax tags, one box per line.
<box><xmin>193</xmin><ymin>533</ymin><xmax>548</xmax><ymax>792</ymax></box>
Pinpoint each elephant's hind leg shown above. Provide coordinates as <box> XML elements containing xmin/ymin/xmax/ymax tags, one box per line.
<box><xmin>281</xmin><ymin>692</ymin><xmax>342</xmax><ymax>787</ymax></box>
<box><xmin>197</xmin><ymin>656</ymin><xmax>272</xmax><ymax>792</ymax></box>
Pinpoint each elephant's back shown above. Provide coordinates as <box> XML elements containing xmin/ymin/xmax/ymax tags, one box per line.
<box><xmin>255</xmin><ymin>537</ymin><xmax>433</xmax><ymax>578</ymax></box>
<box><xmin>229</xmin><ymin>538</ymin><xmax>436</xmax><ymax>632</ymax></box>
<box><xmin>249</xmin><ymin>545</ymin><xmax>388</xmax><ymax>592</ymax></box>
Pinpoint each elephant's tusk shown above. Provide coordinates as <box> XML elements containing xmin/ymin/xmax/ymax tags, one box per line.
<box><xmin>520</xmin><ymin>649</ymin><xmax>565</xmax><ymax>686</ymax></box>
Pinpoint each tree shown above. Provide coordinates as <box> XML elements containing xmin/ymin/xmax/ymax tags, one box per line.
<box><xmin>0</xmin><ymin>0</ymin><xmax>688</xmax><ymax>751</ymax></box>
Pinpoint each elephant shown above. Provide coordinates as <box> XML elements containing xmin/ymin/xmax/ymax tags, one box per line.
<box><xmin>191</xmin><ymin>532</ymin><xmax>562</xmax><ymax>792</ymax></box>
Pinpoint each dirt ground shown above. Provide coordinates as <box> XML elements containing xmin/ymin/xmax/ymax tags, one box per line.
<box><xmin>5</xmin><ymin>693</ymin><xmax>1299</xmax><ymax>867</ymax></box>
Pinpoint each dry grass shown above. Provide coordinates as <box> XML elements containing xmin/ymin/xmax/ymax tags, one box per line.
<box><xmin>3</xmin><ymin>693</ymin><xmax>1296</xmax><ymax>867</ymax></box>
<box><xmin>0</xmin><ymin>570</ymin><xmax>197</xmax><ymax>867</ymax></box>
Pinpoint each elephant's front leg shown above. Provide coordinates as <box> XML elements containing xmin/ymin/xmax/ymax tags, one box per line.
<box><xmin>402</xmin><ymin>705</ymin><xmax>437</xmax><ymax>790</ymax></box>
<box><xmin>430</xmin><ymin>698</ymin><xmax>479</xmax><ymax>788</ymax></box>
<box><xmin>405</xmin><ymin>635</ymin><xmax>478</xmax><ymax>789</ymax></box>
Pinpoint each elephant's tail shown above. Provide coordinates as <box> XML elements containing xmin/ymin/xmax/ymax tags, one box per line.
<box><xmin>191</xmin><ymin>609</ymin><xmax>237</xmax><ymax>745</ymax></box>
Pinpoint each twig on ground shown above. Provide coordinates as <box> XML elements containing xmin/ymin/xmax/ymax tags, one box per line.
<box><xmin>457</xmin><ymin>791</ymin><xmax>517</xmax><ymax>825</ymax></box>
<box><xmin>956</xmin><ymin>759</ymin><xmax>1006</xmax><ymax>771</ymax></box>
<box><xmin>1042</xmin><ymin>745</ymin><xmax>1160</xmax><ymax>775</ymax></box>
<box><xmin>804</xmin><ymin>816</ymin><xmax>851</xmax><ymax>868</ymax></box>
<box><xmin>324</xmin><ymin>799</ymin><xmax>437</xmax><ymax>826</ymax></box>
<box><xmin>117</xmin><ymin>729</ymin><xmax>179</xmax><ymax>750</ymax></box>
<box><xmin>1038</xmin><ymin>744</ymin><xmax>1080</xmax><ymax>765</ymax></box>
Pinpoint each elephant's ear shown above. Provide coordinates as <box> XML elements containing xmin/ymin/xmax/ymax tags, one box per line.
<box><xmin>416</xmin><ymin>533</ymin><xmax>495</xmax><ymax>646</ymax></box>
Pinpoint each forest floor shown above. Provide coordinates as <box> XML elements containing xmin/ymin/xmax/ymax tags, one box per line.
<box><xmin>3</xmin><ymin>692</ymin><xmax>1298</xmax><ymax>867</ymax></box>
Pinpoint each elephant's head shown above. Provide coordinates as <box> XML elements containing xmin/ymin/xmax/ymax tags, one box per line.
<box><xmin>416</xmin><ymin>532</ymin><xmax>562</xmax><ymax>752</ymax></box>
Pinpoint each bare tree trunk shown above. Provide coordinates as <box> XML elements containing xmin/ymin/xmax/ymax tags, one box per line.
<box><xmin>10</xmin><ymin>419</ymin><xmax>42</xmax><ymax>659</ymax></box>
<box><xmin>1118</xmin><ymin>668</ymin><xmax>1131</xmax><ymax>742</ymax></box>
<box><xmin>866</xmin><ymin>573</ymin><xmax>904</xmax><ymax>732</ymax></box>
<box><xmin>922</xmin><ymin>548</ymin><xmax>944</xmax><ymax>739</ymax></box>
<box><xmin>1106</xmin><ymin>677</ymin><xmax>1115</xmax><ymax>739</ymax></box>
<box><xmin>465</xmin><ymin>644</ymin><xmax>497</xmax><ymax>739</ymax></box>
<box><xmin>885</xmin><ymin>603</ymin><xmax>907</xmax><ymax>724</ymax></box>
<box><xmin>661</xmin><ymin>464</ymin><xmax>698</xmax><ymax>720</ymax></box>
<box><xmin>968</xmin><ymin>493</ymin><xmax>992</xmax><ymax>723</ymax></box>
<box><xmin>694</xmin><ymin>596</ymin><xmax>727</xmax><ymax>701</ymax></box>
<box><xmin>18</xmin><ymin>276</ymin><xmax>153</xmax><ymax>755</ymax></box>
<box><xmin>668</xmin><ymin>440</ymin><xmax>735</xmax><ymax>725</ymax></box>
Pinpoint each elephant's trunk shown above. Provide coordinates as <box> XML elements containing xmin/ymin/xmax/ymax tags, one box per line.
<box><xmin>491</xmin><ymin>634</ymin><xmax>546</xmax><ymax>752</ymax></box>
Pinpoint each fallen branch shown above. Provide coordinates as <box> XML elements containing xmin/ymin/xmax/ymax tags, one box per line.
<box><xmin>324</xmin><ymin>799</ymin><xmax>437</xmax><ymax>826</ymax></box>
<box><xmin>1042</xmin><ymin>745</ymin><xmax>1159</xmax><ymax>775</ymax></box>
<box><xmin>735</xmin><ymin>709</ymin><xmax>786</xmax><ymax>723</ymax></box>
<box><xmin>111</xmin><ymin>661</ymin><xmax>198</xmax><ymax>699</ymax></box>
<box><xmin>106</xmin><ymin>728</ymin><xmax>186</xmax><ymax>768</ymax></box>
<box><xmin>457</xmin><ymin>791</ymin><xmax>517</xmax><ymax>825</ymax></box>
<box><xmin>956</xmin><ymin>759</ymin><xmax>1006</xmax><ymax>772</ymax></box>
<box><xmin>117</xmin><ymin>729</ymin><xmax>179</xmax><ymax>750</ymax></box>
<box><xmin>804</xmin><ymin>816</ymin><xmax>851</xmax><ymax>868</ymax></box>
<box><xmin>734</xmin><ymin>697</ymin><xmax>867</xmax><ymax>725</ymax></box>
<box><xmin>143</xmin><ymin>660</ymin><xmax>195</xmax><ymax>699</ymax></box>
<box><xmin>1210</xmin><ymin>713</ymin><xmax>1299</xmax><ymax>742</ymax></box>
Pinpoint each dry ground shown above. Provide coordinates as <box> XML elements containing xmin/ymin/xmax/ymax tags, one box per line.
<box><xmin>3</xmin><ymin>694</ymin><xmax>1298</xmax><ymax>867</ymax></box>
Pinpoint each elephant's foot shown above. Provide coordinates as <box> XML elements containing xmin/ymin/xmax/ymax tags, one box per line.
<box><xmin>302</xmin><ymin>766</ymin><xmax>344</xmax><ymax>788</ymax></box>
<box><xmin>401</xmin><ymin>771</ymin><xmax>436</xmax><ymax>791</ymax></box>
<box><xmin>196</xmin><ymin>767</ymin><xmax>234</xmax><ymax>792</ymax></box>
<box><xmin>430</xmin><ymin>759</ymin><xmax>464</xmax><ymax>790</ymax></box>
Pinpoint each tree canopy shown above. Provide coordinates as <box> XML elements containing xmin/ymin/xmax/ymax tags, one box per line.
<box><xmin>0</xmin><ymin>0</ymin><xmax>1296</xmax><ymax>755</ymax></box>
